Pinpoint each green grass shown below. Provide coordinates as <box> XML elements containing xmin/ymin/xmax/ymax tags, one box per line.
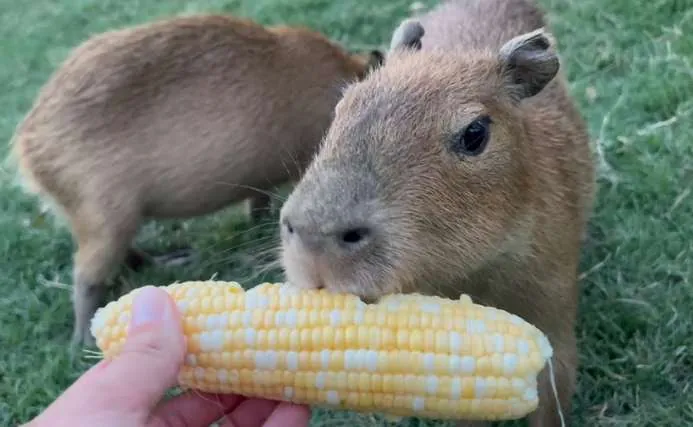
<box><xmin>1</xmin><ymin>0</ymin><xmax>691</xmax><ymax>425</ymax></box>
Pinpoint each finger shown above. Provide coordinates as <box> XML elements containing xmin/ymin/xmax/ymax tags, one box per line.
<box><xmin>148</xmin><ymin>392</ymin><xmax>245</xmax><ymax>427</ymax></box>
<box><xmin>88</xmin><ymin>286</ymin><xmax>187</xmax><ymax>413</ymax></box>
<box><xmin>262</xmin><ymin>402</ymin><xmax>312</xmax><ymax>427</ymax></box>
<box><xmin>221</xmin><ymin>399</ymin><xmax>280</xmax><ymax>426</ymax></box>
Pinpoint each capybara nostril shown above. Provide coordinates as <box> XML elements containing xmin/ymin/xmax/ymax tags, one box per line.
<box><xmin>282</xmin><ymin>217</ymin><xmax>295</xmax><ymax>235</ymax></box>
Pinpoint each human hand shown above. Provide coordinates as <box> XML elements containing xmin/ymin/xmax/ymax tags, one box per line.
<box><xmin>25</xmin><ymin>286</ymin><xmax>312</xmax><ymax>427</ymax></box>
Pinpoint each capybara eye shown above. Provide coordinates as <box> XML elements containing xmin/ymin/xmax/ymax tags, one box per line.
<box><xmin>340</xmin><ymin>227</ymin><xmax>370</xmax><ymax>245</ymax></box>
<box><xmin>453</xmin><ymin>116</ymin><xmax>491</xmax><ymax>156</ymax></box>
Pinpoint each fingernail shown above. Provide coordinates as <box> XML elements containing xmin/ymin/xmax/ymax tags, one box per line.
<box><xmin>131</xmin><ymin>286</ymin><xmax>167</xmax><ymax>328</ymax></box>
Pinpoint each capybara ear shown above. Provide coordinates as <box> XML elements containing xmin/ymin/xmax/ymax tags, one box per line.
<box><xmin>347</xmin><ymin>49</ymin><xmax>385</xmax><ymax>79</ymax></box>
<box><xmin>367</xmin><ymin>49</ymin><xmax>385</xmax><ymax>70</ymax></box>
<box><xmin>389</xmin><ymin>19</ymin><xmax>425</xmax><ymax>52</ymax></box>
<box><xmin>498</xmin><ymin>28</ymin><xmax>559</xmax><ymax>100</ymax></box>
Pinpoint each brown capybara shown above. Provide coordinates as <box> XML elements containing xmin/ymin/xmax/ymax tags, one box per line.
<box><xmin>10</xmin><ymin>13</ymin><xmax>383</xmax><ymax>346</ymax></box>
<box><xmin>278</xmin><ymin>0</ymin><xmax>596</xmax><ymax>426</ymax></box>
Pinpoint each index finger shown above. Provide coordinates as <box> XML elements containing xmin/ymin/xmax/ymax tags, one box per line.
<box><xmin>260</xmin><ymin>402</ymin><xmax>311</xmax><ymax>427</ymax></box>
<box><xmin>149</xmin><ymin>391</ymin><xmax>245</xmax><ymax>427</ymax></box>
<box><xmin>220</xmin><ymin>400</ymin><xmax>311</xmax><ymax>427</ymax></box>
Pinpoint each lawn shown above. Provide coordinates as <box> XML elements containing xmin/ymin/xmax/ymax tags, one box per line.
<box><xmin>1</xmin><ymin>0</ymin><xmax>691</xmax><ymax>425</ymax></box>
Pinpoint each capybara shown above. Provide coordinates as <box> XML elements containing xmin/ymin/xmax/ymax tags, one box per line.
<box><xmin>279</xmin><ymin>0</ymin><xmax>595</xmax><ymax>425</ymax></box>
<box><xmin>11</xmin><ymin>13</ymin><xmax>383</xmax><ymax>345</ymax></box>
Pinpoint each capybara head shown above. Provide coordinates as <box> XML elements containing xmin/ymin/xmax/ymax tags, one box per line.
<box><xmin>279</xmin><ymin>20</ymin><xmax>560</xmax><ymax>301</ymax></box>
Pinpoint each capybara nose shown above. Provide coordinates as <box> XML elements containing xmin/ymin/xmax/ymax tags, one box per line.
<box><xmin>281</xmin><ymin>213</ymin><xmax>373</xmax><ymax>254</ymax></box>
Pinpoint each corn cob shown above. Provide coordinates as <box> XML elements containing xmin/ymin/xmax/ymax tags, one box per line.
<box><xmin>90</xmin><ymin>281</ymin><xmax>553</xmax><ymax>421</ymax></box>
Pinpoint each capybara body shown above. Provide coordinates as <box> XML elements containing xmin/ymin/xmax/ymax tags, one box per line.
<box><xmin>279</xmin><ymin>0</ymin><xmax>595</xmax><ymax>425</ymax></box>
<box><xmin>12</xmin><ymin>14</ymin><xmax>382</xmax><ymax>345</ymax></box>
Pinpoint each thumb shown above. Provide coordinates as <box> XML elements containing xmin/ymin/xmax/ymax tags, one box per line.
<box><xmin>95</xmin><ymin>285</ymin><xmax>186</xmax><ymax>413</ymax></box>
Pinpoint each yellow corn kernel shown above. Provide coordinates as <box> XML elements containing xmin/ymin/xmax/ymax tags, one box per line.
<box><xmin>90</xmin><ymin>281</ymin><xmax>553</xmax><ymax>421</ymax></box>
